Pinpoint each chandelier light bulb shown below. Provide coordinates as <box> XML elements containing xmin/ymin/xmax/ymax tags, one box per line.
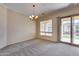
<box><xmin>32</xmin><ymin>15</ymin><xmax>34</xmax><ymax>17</ymax></box>
<box><xmin>29</xmin><ymin>16</ymin><xmax>32</xmax><ymax>18</ymax></box>
<box><xmin>35</xmin><ymin>16</ymin><xmax>38</xmax><ymax>19</ymax></box>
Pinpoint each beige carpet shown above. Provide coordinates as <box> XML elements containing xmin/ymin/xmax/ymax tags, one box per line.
<box><xmin>0</xmin><ymin>39</ymin><xmax>79</xmax><ymax>56</ymax></box>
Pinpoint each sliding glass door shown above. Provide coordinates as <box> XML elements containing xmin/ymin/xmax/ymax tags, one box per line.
<box><xmin>72</xmin><ymin>16</ymin><xmax>79</xmax><ymax>45</ymax></box>
<box><xmin>61</xmin><ymin>17</ymin><xmax>71</xmax><ymax>43</ymax></box>
<box><xmin>60</xmin><ymin>15</ymin><xmax>79</xmax><ymax>45</ymax></box>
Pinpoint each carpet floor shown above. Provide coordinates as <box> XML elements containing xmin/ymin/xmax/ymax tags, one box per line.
<box><xmin>0</xmin><ymin>39</ymin><xmax>79</xmax><ymax>56</ymax></box>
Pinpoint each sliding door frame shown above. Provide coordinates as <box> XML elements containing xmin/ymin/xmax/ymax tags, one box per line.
<box><xmin>58</xmin><ymin>14</ymin><xmax>79</xmax><ymax>46</ymax></box>
<box><xmin>59</xmin><ymin>16</ymin><xmax>72</xmax><ymax>44</ymax></box>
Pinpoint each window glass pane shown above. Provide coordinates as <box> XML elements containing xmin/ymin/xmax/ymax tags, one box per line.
<box><xmin>61</xmin><ymin>17</ymin><xmax>71</xmax><ymax>43</ymax></box>
<box><xmin>40</xmin><ymin>21</ymin><xmax>45</xmax><ymax>32</ymax></box>
<box><xmin>46</xmin><ymin>20</ymin><xmax>52</xmax><ymax>32</ymax></box>
<box><xmin>73</xmin><ymin>16</ymin><xmax>79</xmax><ymax>45</ymax></box>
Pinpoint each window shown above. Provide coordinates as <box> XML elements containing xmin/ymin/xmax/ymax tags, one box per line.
<box><xmin>40</xmin><ymin>20</ymin><xmax>52</xmax><ymax>36</ymax></box>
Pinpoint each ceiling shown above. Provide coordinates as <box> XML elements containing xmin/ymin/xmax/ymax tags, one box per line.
<box><xmin>3</xmin><ymin>3</ymin><xmax>71</xmax><ymax>16</ymax></box>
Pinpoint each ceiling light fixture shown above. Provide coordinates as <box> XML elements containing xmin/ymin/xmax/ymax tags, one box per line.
<box><xmin>29</xmin><ymin>5</ymin><xmax>38</xmax><ymax>20</ymax></box>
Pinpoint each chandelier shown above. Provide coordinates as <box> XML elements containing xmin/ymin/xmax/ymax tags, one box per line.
<box><xmin>29</xmin><ymin>5</ymin><xmax>38</xmax><ymax>20</ymax></box>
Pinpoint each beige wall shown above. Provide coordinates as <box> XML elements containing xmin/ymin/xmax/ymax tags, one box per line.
<box><xmin>7</xmin><ymin>9</ymin><xmax>36</xmax><ymax>45</ymax></box>
<box><xmin>36</xmin><ymin>4</ymin><xmax>79</xmax><ymax>42</ymax></box>
<box><xmin>0</xmin><ymin>5</ymin><xmax>36</xmax><ymax>48</ymax></box>
<box><xmin>0</xmin><ymin>5</ymin><xmax>7</xmax><ymax>48</ymax></box>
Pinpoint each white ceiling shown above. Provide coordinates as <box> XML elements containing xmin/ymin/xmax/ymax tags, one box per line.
<box><xmin>3</xmin><ymin>3</ymin><xmax>71</xmax><ymax>16</ymax></box>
